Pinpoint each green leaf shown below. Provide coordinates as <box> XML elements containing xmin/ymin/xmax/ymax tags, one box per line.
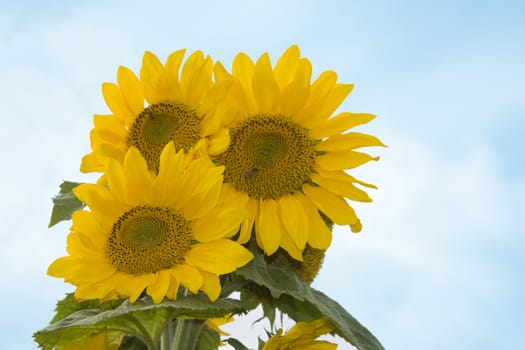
<box><xmin>48</xmin><ymin>181</ymin><xmax>85</xmax><ymax>228</ymax></box>
<box><xmin>236</xmin><ymin>248</ymin><xmax>385</xmax><ymax>350</ymax></box>
<box><xmin>51</xmin><ymin>294</ymin><xmax>125</xmax><ymax>323</ymax></box>
<box><xmin>34</xmin><ymin>295</ymin><xmax>244</xmax><ymax>350</ymax></box>
<box><xmin>195</xmin><ymin>324</ymin><xmax>220</xmax><ymax>350</ymax></box>
<box><xmin>224</xmin><ymin>337</ymin><xmax>250</xmax><ymax>350</ymax></box>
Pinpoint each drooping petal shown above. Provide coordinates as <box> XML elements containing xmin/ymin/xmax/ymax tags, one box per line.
<box><xmin>279</xmin><ymin>231</ymin><xmax>304</xmax><ymax>261</ymax></box>
<box><xmin>311</xmin><ymin>172</ymin><xmax>373</xmax><ymax>202</ymax></box>
<box><xmin>277</xmin><ymin>195</ymin><xmax>308</xmax><ymax>251</ymax></box>
<box><xmin>302</xmin><ymin>185</ymin><xmax>359</xmax><ymax>226</ymax></box>
<box><xmin>199</xmin><ymin>271</ymin><xmax>221</xmax><ymax>302</ymax></box>
<box><xmin>170</xmin><ymin>264</ymin><xmax>203</xmax><ymax>294</ymax></box>
<box><xmin>185</xmin><ymin>240</ymin><xmax>253</xmax><ymax>274</ymax></box>
<box><xmin>255</xmin><ymin>199</ymin><xmax>283</xmax><ymax>255</ymax></box>
<box><xmin>297</xmin><ymin>195</ymin><xmax>332</xmax><ymax>250</ymax></box>
<box><xmin>146</xmin><ymin>270</ymin><xmax>170</xmax><ymax>303</ymax></box>
<box><xmin>192</xmin><ymin>206</ymin><xmax>244</xmax><ymax>242</ymax></box>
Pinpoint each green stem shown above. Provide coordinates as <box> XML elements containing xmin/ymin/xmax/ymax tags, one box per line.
<box><xmin>170</xmin><ymin>319</ymin><xmax>205</xmax><ymax>350</ymax></box>
<box><xmin>160</xmin><ymin>322</ymin><xmax>170</xmax><ymax>350</ymax></box>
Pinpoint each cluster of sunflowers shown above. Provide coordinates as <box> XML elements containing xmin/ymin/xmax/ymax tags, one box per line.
<box><xmin>35</xmin><ymin>46</ymin><xmax>384</xmax><ymax>350</ymax></box>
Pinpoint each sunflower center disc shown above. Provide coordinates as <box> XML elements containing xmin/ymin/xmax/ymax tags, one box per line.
<box><xmin>106</xmin><ymin>205</ymin><xmax>192</xmax><ymax>274</ymax></box>
<box><xmin>127</xmin><ymin>102</ymin><xmax>201</xmax><ymax>172</ymax></box>
<box><xmin>217</xmin><ymin>114</ymin><xmax>316</xmax><ymax>200</ymax></box>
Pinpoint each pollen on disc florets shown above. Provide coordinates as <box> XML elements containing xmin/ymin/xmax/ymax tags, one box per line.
<box><xmin>217</xmin><ymin>114</ymin><xmax>316</xmax><ymax>200</ymax></box>
<box><xmin>127</xmin><ymin>102</ymin><xmax>201</xmax><ymax>172</ymax></box>
<box><xmin>106</xmin><ymin>205</ymin><xmax>192</xmax><ymax>275</ymax></box>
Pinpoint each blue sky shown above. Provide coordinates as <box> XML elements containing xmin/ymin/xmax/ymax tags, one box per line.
<box><xmin>1</xmin><ymin>0</ymin><xmax>524</xmax><ymax>348</ymax></box>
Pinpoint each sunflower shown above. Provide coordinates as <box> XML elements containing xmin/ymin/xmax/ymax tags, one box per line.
<box><xmin>48</xmin><ymin>142</ymin><xmax>253</xmax><ymax>303</ymax></box>
<box><xmin>214</xmin><ymin>45</ymin><xmax>384</xmax><ymax>260</ymax></box>
<box><xmin>81</xmin><ymin>49</ymin><xmax>233</xmax><ymax>174</ymax></box>
<box><xmin>263</xmin><ymin>318</ymin><xmax>336</xmax><ymax>350</ymax></box>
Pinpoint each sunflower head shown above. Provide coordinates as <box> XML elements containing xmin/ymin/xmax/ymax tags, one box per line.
<box><xmin>214</xmin><ymin>45</ymin><xmax>384</xmax><ymax>259</ymax></box>
<box><xmin>81</xmin><ymin>49</ymin><xmax>233</xmax><ymax>174</ymax></box>
<box><xmin>49</xmin><ymin>142</ymin><xmax>253</xmax><ymax>303</ymax></box>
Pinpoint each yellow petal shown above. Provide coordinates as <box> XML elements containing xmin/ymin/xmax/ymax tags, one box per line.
<box><xmin>66</xmin><ymin>232</ymin><xmax>99</xmax><ymax>257</ymax></box>
<box><xmin>302</xmin><ymin>185</ymin><xmax>358</xmax><ymax>226</ymax></box>
<box><xmin>178</xmin><ymin>162</ymin><xmax>224</xmax><ymax>219</ymax></box>
<box><xmin>71</xmin><ymin>210</ymin><xmax>102</xmax><ymax>239</ymax></box>
<box><xmin>273</xmin><ymin>45</ymin><xmax>300</xmax><ymax>89</ymax></box>
<box><xmin>153</xmin><ymin>143</ymin><xmax>185</xmax><ymax>206</ymax></box>
<box><xmin>192</xmin><ymin>206</ymin><xmax>244</xmax><ymax>242</ymax></box>
<box><xmin>255</xmin><ymin>199</ymin><xmax>282</xmax><ymax>255</ymax></box>
<box><xmin>316</xmin><ymin>150</ymin><xmax>379</xmax><ymax>171</ymax></box>
<box><xmin>279</xmin><ymin>231</ymin><xmax>304</xmax><ymax>261</ymax></box>
<box><xmin>185</xmin><ymin>240</ymin><xmax>253</xmax><ymax>274</ymax></box>
<box><xmin>117</xmin><ymin>66</ymin><xmax>144</xmax><ymax>117</ymax></box>
<box><xmin>237</xmin><ymin>196</ymin><xmax>257</xmax><ymax>244</ymax></box>
<box><xmin>181</xmin><ymin>51</ymin><xmax>212</xmax><ymax>106</ymax></box>
<box><xmin>313</xmin><ymin>83</ymin><xmax>354</xmax><ymax>123</ymax></box>
<box><xmin>102</xmin><ymin>82</ymin><xmax>134</xmax><ymax>124</ymax></box>
<box><xmin>123</xmin><ymin>147</ymin><xmax>154</xmax><ymax>204</ymax></box>
<box><xmin>165</xmin><ymin>275</ymin><xmax>181</xmax><ymax>299</ymax></box>
<box><xmin>315</xmin><ymin>132</ymin><xmax>385</xmax><ymax>152</ymax></box>
<box><xmin>199</xmin><ymin>271</ymin><xmax>221</xmax><ymax>301</ymax></box>
<box><xmin>140</xmin><ymin>51</ymin><xmax>164</xmax><ymax>104</ymax></box>
<box><xmin>207</xmin><ymin>128</ymin><xmax>230</xmax><ymax>155</ymax></box>
<box><xmin>146</xmin><ymin>270</ymin><xmax>170</xmax><ymax>303</ymax></box>
<box><xmin>47</xmin><ymin>256</ymin><xmax>76</xmax><ymax>278</ymax></box>
<box><xmin>312</xmin><ymin>172</ymin><xmax>373</xmax><ymax>202</ymax></box>
<box><xmin>294</xmin><ymin>71</ymin><xmax>337</xmax><ymax>122</ymax></box>
<box><xmin>106</xmin><ymin>159</ymin><xmax>127</xmax><ymax>203</ymax></box>
<box><xmin>308</xmin><ymin>112</ymin><xmax>376</xmax><ymax>139</ymax></box>
<box><xmin>232</xmin><ymin>53</ymin><xmax>255</xmax><ymax>113</ymax></box>
<box><xmin>214</xmin><ymin>61</ymin><xmax>231</xmax><ymax>83</ymax></box>
<box><xmin>252</xmin><ymin>53</ymin><xmax>280</xmax><ymax>112</ymax></box>
<box><xmin>165</xmin><ymin>49</ymin><xmax>186</xmax><ymax>99</ymax></box>
<box><xmin>80</xmin><ymin>153</ymin><xmax>106</xmax><ymax>173</ymax></box>
<box><xmin>93</xmin><ymin>114</ymin><xmax>127</xmax><ymax>137</ymax></box>
<box><xmin>127</xmin><ymin>273</ymin><xmax>156</xmax><ymax>303</ymax></box>
<box><xmin>281</xmin><ymin>58</ymin><xmax>312</xmax><ymax>117</ymax></box>
<box><xmin>297</xmin><ymin>195</ymin><xmax>332</xmax><ymax>250</ymax></box>
<box><xmin>171</xmin><ymin>264</ymin><xmax>203</xmax><ymax>294</ymax></box>
<box><xmin>278</xmin><ymin>195</ymin><xmax>308</xmax><ymax>251</ymax></box>
<box><xmin>73</xmin><ymin>184</ymin><xmax>122</xmax><ymax>225</ymax></box>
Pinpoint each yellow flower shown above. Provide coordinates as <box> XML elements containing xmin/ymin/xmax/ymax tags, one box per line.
<box><xmin>214</xmin><ymin>45</ymin><xmax>384</xmax><ymax>259</ymax></box>
<box><xmin>263</xmin><ymin>318</ymin><xmax>337</xmax><ymax>350</ymax></box>
<box><xmin>81</xmin><ymin>49</ymin><xmax>232</xmax><ymax>174</ymax></box>
<box><xmin>64</xmin><ymin>331</ymin><xmax>119</xmax><ymax>350</ymax></box>
<box><xmin>48</xmin><ymin>142</ymin><xmax>253</xmax><ymax>303</ymax></box>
